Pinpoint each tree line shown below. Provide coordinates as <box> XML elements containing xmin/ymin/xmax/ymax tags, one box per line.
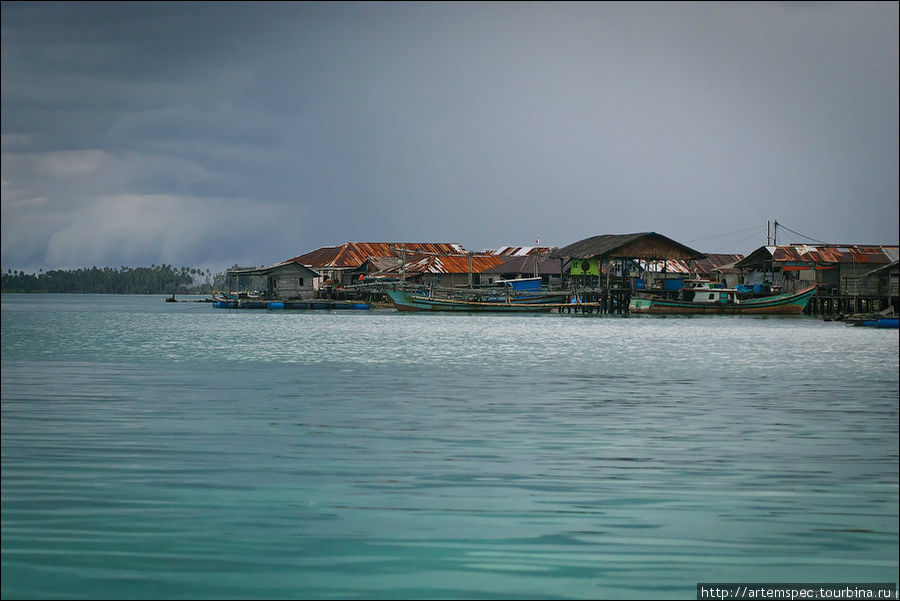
<box><xmin>1</xmin><ymin>265</ymin><xmax>229</xmax><ymax>294</ymax></box>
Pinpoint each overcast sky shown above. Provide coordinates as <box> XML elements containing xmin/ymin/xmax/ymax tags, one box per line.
<box><xmin>2</xmin><ymin>1</ymin><xmax>898</xmax><ymax>273</ymax></box>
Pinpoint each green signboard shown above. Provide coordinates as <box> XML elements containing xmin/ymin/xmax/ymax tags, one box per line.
<box><xmin>570</xmin><ymin>258</ymin><xmax>599</xmax><ymax>276</ymax></box>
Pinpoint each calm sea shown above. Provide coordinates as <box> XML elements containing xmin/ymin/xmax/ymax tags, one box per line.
<box><xmin>2</xmin><ymin>294</ymin><xmax>897</xmax><ymax>599</ymax></box>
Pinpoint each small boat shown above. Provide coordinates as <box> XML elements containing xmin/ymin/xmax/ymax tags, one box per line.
<box><xmin>843</xmin><ymin>308</ymin><xmax>899</xmax><ymax>328</ymax></box>
<box><xmin>385</xmin><ymin>287</ymin><xmax>567</xmax><ymax>312</ymax></box>
<box><xmin>629</xmin><ymin>279</ymin><xmax>817</xmax><ymax>315</ymax></box>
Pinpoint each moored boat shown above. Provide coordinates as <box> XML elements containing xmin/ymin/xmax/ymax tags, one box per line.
<box><xmin>385</xmin><ymin>287</ymin><xmax>567</xmax><ymax>312</ymax></box>
<box><xmin>629</xmin><ymin>279</ymin><xmax>817</xmax><ymax>315</ymax></box>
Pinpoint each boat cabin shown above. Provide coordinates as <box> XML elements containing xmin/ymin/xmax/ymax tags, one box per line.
<box><xmin>679</xmin><ymin>279</ymin><xmax>735</xmax><ymax>304</ymax></box>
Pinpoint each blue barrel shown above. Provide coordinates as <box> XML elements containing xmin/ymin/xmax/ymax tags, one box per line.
<box><xmin>267</xmin><ymin>301</ymin><xmax>285</xmax><ymax>310</ymax></box>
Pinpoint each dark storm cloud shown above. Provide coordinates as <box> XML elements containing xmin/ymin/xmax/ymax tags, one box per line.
<box><xmin>2</xmin><ymin>2</ymin><xmax>897</xmax><ymax>272</ymax></box>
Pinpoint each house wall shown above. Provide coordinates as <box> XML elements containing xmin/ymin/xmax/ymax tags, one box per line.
<box><xmin>270</xmin><ymin>264</ymin><xmax>318</xmax><ymax>298</ymax></box>
<box><xmin>834</xmin><ymin>265</ymin><xmax>881</xmax><ymax>296</ymax></box>
<box><xmin>720</xmin><ymin>273</ymin><xmax>742</xmax><ymax>288</ymax></box>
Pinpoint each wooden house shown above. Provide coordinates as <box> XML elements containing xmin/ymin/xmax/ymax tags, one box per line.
<box><xmin>734</xmin><ymin>244</ymin><xmax>900</xmax><ymax>295</ymax></box>
<box><xmin>226</xmin><ymin>261</ymin><xmax>321</xmax><ymax>299</ymax></box>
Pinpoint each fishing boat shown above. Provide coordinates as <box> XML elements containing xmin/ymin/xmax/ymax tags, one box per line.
<box><xmin>629</xmin><ymin>279</ymin><xmax>817</xmax><ymax>315</ymax></box>
<box><xmin>385</xmin><ymin>287</ymin><xmax>567</xmax><ymax>312</ymax></box>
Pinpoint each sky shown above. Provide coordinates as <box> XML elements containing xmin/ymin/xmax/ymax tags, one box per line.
<box><xmin>2</xmin><ymin>1</ymin><xmax>898</xmax><ymax>274</ymax></box>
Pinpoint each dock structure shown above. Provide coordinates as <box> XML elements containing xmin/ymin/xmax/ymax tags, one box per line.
<box><xmin>213</xmin><ymin>298</ymin><xmax>369</xmax><ymax>310</ymax></box>
<box><xmin>551</xmin><ymin>233</ymin><xmax>707</xmax><ymax>315</ymax></box>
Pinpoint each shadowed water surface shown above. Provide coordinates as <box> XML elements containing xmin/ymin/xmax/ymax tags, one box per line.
<box><xmin>2</xmin><ymin>295</ymin><xmax>897</xmax><ymax>599</ymax></box>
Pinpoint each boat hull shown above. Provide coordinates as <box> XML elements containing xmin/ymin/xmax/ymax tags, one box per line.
<box><xmin>386</xmin><ymin>289</ymin><xmax>563</xmax><ymax>312</ymax></box>
<box><xmin>629</xmin><ymin>285</ymin><xmax>817</xmax><ymax>315</ymax></box>
<box><xmin>847</xmin><ymin>317</ymin><xmax>899</xmax><ymax>328</ymax></box>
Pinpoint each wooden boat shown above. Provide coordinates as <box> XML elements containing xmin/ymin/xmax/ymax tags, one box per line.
<box><xmin>385</xmin><ymin>287</ymin><xmax>567</xmax><ymax>312</ymax></box>
<box><xmin>212</xmin><ymin>292</ymin><xmax>368</xmax><ymax>310</ymax></box>
<box><xmin>629</xmin><ymin>279</ymin><xmax>817</xmax><ymax>315</ymax></box>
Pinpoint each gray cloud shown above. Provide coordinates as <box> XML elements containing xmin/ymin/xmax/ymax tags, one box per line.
<box><xmin>2</xmin><ymin>1</ymin><xmax>897</xmax><ymax>272</ymax></box>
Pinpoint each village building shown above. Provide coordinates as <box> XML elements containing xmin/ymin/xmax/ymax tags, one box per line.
<box><xmin>861</xmin><ymin>260</ymin><xmax>899</xmax><ymax>310</ymax></box>
<box><xmin>552</xmin><ymin>233</ymin><xmax>707</xmax><ymax>290</ymax></box>
<box><xmin>283</xmin><ymin>242</ymin><xmax>467</xmax><ymax>285</ymax></box>
<box><xmin>549</xmin><ymin>233</ymin><xmax>707</xmax><ymax>313</ymax></box>
<box><xmin>734</xmin><ymin>244</ymin><xmax>899</xmax><ymax>294</ymax></box>
<box><xmin>226</xmin><ymin>260</ymin><xmax>321</xmax><ymax>299</ymax></box>
<box><xmin>734</xmin><ymin>244</ymin><xmax>899</xmax><ymax>313</ymax></box>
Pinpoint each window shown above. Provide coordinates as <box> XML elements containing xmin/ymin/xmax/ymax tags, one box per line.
<box><xmin>709</xmin><ymin>293</ymin><xmax>715</xmax><ymax>300</ymax></box>
<box><xmin>298</xmin><ymin>278</ymin><xmax>304</xmax><ymax>287</ymax></box>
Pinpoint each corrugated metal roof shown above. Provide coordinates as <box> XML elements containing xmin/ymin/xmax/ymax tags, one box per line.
<box><xmin>400</xmin><ymin>255</ymin><xmax>506</xmax><ymax>274</ymax></box>
<box><xmin>634</xmin><ymin>260</ymin><xmax>693</xmax><ymax>274</ymax></box>
<box><xmin>484</xmin><ymin>246</ymin><xmax>557</xmax><ymax>257</ymax></box>
<box><xmin>370</xmin><ymin>254</ymin><xmax>506</xmax><ymax>276</ymax></box>
<box><xmin>481</xmin><ymin>255</ymin><xmax>563</xmax><ymax>275</ymax></box>
<box><xmin>285</xmin><ymin>242</ymin><xmax>466</xmax><ymax>268</ymax></box>
<box><xmin>737</xmin><ymin>244</ymin><xmax>899</xmax><ymax>268</ymax></box>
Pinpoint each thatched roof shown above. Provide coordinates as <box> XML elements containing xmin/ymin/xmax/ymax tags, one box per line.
<box><xmin>552</xmin><ymin>233</ymin><xmax>705</xmax><ymax>261</ymax></box>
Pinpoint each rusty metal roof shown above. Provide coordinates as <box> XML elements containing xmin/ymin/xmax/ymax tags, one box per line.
<box><xmin>399</xmin><ymin>255</ymin><xmax>506</xmax><ymax>274</ymax></box>
<box><xmin>285</xmin><ymin>242</ymin><xmax>467</xmax><ymax>269</ymax></box>
<box><xmin>371</xmin><ymin>254</ymin><xmax>506</xmax><ymax>276</ymax></box>
<box><xmin>736</xmin><ymin>244</ymin><xmax>899</xmax><ymax>268</ymax></box>
<box><xmin>484</xmin><ymin>246</ymin><xmax>557</xmax><ymax>257</ymax></box>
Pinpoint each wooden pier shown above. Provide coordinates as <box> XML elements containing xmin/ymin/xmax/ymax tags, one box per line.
<box><xmin>804</xmin><ymin>292</ymin><xmax>885</xmax><ymax>316</ymax></box>
<box><xmin>555</xmin><ymin>288</ymin><xmax>633</xmax><ymax>314</ymax></box>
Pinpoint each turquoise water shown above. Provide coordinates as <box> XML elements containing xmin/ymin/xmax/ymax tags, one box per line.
<box><xmin>2</xmin><ymin>294</ymin><xmax>897</xmax><ymax>599</ymax></box>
